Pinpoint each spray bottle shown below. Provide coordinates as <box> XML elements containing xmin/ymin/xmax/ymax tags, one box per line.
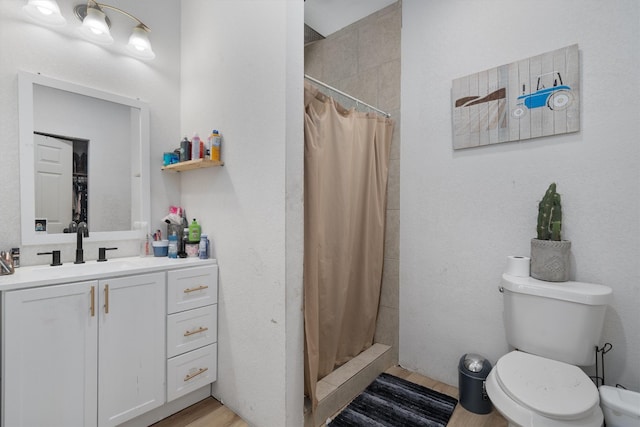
<box><xmin>179</xmin><ymin>137</ymin><xmax>190</xmax><ymax>162</ymax></box>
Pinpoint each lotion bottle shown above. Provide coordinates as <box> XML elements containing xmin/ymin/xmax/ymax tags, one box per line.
<box><xmin>191</xmin><ymin>133</ymin><xmax>201</xmax><ymax>159</ymax></box>
<box><xmin>209</xmin><ymin>130</ymin><xmax>221</xmax><ymax>161</ymax></box>
<box><xmin>199</xmin><ymin>235</ymin><xmax>208</xmax><ymax>259</ymax></box>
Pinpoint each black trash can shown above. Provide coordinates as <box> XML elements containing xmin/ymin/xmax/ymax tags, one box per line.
<box><xmin>458</xmin><ymin>353</ymin><xmax>493</xmax><ymax>414</ymax></box>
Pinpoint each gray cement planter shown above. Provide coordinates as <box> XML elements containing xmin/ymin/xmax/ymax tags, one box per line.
<box><xmin>530</xmin><ymin>238</ymin><xmax>571</xmax><ymax>282</ymax></box>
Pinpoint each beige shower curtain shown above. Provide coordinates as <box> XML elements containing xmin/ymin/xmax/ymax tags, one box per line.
<box><xmin>303</xmin><ymin>82</ymin><xmax>394</xmax><ymax>408</ymax></box>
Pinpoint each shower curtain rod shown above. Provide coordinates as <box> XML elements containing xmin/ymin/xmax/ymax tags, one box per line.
<box><xmin>304</xmin><ymin>74</ymin><xmax>391</xmax><ymax>118</ymax></box>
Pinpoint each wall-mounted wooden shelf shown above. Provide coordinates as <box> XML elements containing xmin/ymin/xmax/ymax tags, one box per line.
<box><xmin>161</xmin><ymin>158</ymin><xmax>224</xmax><ymax>172</ymax></box>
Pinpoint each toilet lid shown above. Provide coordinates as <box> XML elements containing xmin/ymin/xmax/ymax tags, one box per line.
<box><xmin>495</xmin><ymin>351</ymin><xmax>599</xmax><ymax>420</ymax></box>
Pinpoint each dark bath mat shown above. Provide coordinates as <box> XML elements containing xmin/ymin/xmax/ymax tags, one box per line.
<box><xmin>330</xmin><ymin>372</ymin><xmax>458</xmax><ymax>427</ymax></box>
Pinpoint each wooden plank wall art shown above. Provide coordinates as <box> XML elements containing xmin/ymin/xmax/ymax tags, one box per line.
<box><xmin>452</xmin><ymin>44</ymin><xmax>579</xmax><ymax>149</ymax></box>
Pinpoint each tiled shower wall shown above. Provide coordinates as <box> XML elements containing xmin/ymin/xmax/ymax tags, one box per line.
<box><xmin>304</xmin><ymin>1</ymin><xmax>401</xmax><ymax>364</ymax></box>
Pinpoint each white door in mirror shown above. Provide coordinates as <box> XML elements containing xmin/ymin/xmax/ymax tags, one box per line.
<box><xmin>34</xmin><ymin>134</ymin><xmax>73</xmax><ymax>233</ymax></box>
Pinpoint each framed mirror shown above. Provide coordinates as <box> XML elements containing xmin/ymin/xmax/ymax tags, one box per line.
<box><xmin>19</xmin><ymin>71</ymin><xmax>150</xmax><ymax>245</ymax></box>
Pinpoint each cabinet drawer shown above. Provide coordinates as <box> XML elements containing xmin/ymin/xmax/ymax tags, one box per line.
<box><xmin>167</xmin><ymin>305</ymin><xmax>217</xmax><ymax>358</ymax></box>
<box><xmin>167</xmin><ymin>343</ymin><xmax>217</xmax><ymax>402</ymax></box>
<box><xmin>167</xmin><ymin>265</ymin><xmax>218</xmax><ymax>314</ymax></box>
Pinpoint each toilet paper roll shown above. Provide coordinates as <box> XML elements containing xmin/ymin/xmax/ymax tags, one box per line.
<box><xmin>505</xmin><ymin>255</ymin><xmax>530</xmax><ymax>277</ymax></box>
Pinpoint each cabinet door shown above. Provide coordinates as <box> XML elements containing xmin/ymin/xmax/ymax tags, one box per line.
<box><xmin>3</xmin><ymin>281</ymin><xmax>98</xmax><ymax>427</ymax></box>
<box><xmin>97</xmin><ymin>272</ymin><xmax>165</xmax><ymax>427</ymax></box>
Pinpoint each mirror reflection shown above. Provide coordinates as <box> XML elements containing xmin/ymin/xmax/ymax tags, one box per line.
<box><xmin>32</xmin><ymin>83</ymin><xmax>134</xmax><ymax>234</ymax></box>
<box><xmin>19</xmin><ymin>71</ymin><xmax>150</xmax><ymax>245</ymax></box>
<box><xmin>33</xmin><ymin>132</ymin><xmax>91</xmax><ymax>234</ymax></box>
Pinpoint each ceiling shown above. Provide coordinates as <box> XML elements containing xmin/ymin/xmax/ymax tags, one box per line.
<box><xmin>304</xmin><ymin>0</ymin><xmax>397</xmax><ymax>38</ymax></box>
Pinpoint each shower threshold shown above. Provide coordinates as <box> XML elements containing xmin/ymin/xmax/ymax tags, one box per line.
<box><xmin>304</xmin><ymin>343</ymin><xmax>392</xmax><ymax>427</ymax></box>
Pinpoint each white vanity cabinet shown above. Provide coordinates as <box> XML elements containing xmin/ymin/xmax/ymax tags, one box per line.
<box><xmin>2</xmin><ymin>272</ymin><xmax>165</xmax><ymax>427</ymax></box>
<box><xmin>166</xmin><ymin>265</ymin><xmax>218</xmax><ymax>402</ymax></box>
<box><xmin>0</xmin><ymin>258</ymin><xmax>218</xmax><ymax>427</ymax></box>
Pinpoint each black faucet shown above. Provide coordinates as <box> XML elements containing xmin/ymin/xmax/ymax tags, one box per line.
<box><xmin>74</xmin><ymin>222</ymin><xmax>89</xmax><ymax>264</ymax></box>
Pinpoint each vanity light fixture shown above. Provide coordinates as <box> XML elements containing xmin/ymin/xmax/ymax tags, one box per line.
<box><xmin>73</xmin><ymin>0</ymin><xmax>155</xmax><ymax>59</ymax></box>
<box><xmin>23</xmin><ymin>0</ymin><xmax>66</xmax><ymax>27</ymax></box>
<box><xmin>22</xmin><ymin>0</ymin><xmax>155</xmax><ymax>60</ymax></box>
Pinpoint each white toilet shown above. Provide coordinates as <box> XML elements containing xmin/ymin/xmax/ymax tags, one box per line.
<box><xmin>486</xmin><ymin>273</ymin><xmax>613</xmax><ymax>427</ymax></box>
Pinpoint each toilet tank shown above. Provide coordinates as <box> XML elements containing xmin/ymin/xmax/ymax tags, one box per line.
<box><xmin>500</xmin><ymin>274</ymin><xmax>612</xmax><ymax>366</ymax></box>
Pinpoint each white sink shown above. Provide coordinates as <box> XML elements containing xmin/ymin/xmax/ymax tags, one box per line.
<box><xmin>27</xmin><ymin>259</ymin><xmax>139</xmax><ymax>279</ymax></box>
<box><xmin>0</xmin><ymin>256</ymin><xmax>212</xmax><ymax>291</ymax></box>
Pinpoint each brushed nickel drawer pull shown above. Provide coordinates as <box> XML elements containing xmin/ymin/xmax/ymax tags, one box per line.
<box><xmin>184</xmin><ymin>326</ymin><xmax>209</xmax><ymax>337</ymax></box>
<box><xmin>183</xmin><ymin>285</ymin><xmax>209</xmax><ymax>294</ymax></box>
<box><xmin>184</xmin><ymin>367</ymin><xmax>208</xmax><ymax>382</ymax></box>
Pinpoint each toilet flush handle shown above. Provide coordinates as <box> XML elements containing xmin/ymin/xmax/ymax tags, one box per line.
<box><xmin>498</xmin><ymin>286</ymin><xmax>504</xmax><ymax>293</ymax></box>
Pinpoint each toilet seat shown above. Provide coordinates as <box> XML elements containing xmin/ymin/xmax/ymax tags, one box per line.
<box><xmin>494</xmin><ymin>351</ymin><xmax>600</xmax><ymax>421</ymax></box>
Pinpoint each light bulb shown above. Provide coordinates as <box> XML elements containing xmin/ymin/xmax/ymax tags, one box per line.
<box><xmin>78</xmin><ymin>5</ymin><xmax>113</xmax><ymax>45</ymax></box>
<box><xmin>126</xmin><ymin>25</ymin><xmax>155</xmax><ymax>60</ymax></box>
<box><xmin>23</xmin><ymin>0</ymin><xmax>66</xmax><ymax>27</ymax></box>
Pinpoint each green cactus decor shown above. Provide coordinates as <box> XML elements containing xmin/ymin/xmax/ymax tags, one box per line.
<box><xmin>531</xmin><ymin>182</ymin><xmax>571</xmax><ymax>281</ymax></box>
<box><xmin>536</xmin><ymin>183</ymin><xmax>562</xmax><ymax>241</ymax></box>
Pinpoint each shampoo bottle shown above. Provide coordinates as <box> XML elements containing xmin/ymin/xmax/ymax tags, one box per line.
<box><xmin>189</xmin><ymin>218</ymin><xmax>201</xmax><ymax>242</ymax></box>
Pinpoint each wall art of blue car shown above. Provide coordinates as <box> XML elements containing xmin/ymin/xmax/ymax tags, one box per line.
<box><xmin>511</xmin><ymin>71</ymin><xmax>574</xmax><ymax>119</ymax></box>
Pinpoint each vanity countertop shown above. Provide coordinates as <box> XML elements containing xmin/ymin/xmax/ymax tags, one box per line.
<box><xmin>0</xmin><ymin>256</ymin><xmax>217</xmax><ymax>291</ymax></box>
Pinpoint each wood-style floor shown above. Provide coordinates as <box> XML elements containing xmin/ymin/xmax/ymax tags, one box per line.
<box><xmin>152</xmin><ymin>366</ymin><xmax>507</xmax><ymax>427</ymax></box>
<box><xmin>151</xmin><ymin>398</ymin><xmax>248</xmax><ymax>427</ymax></box>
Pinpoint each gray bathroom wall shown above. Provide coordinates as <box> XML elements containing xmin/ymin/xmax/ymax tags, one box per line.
<box><xmin>304</xmin><ymin>1</ymin><xmax>401</xmax><ymax>364</ymax></box>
